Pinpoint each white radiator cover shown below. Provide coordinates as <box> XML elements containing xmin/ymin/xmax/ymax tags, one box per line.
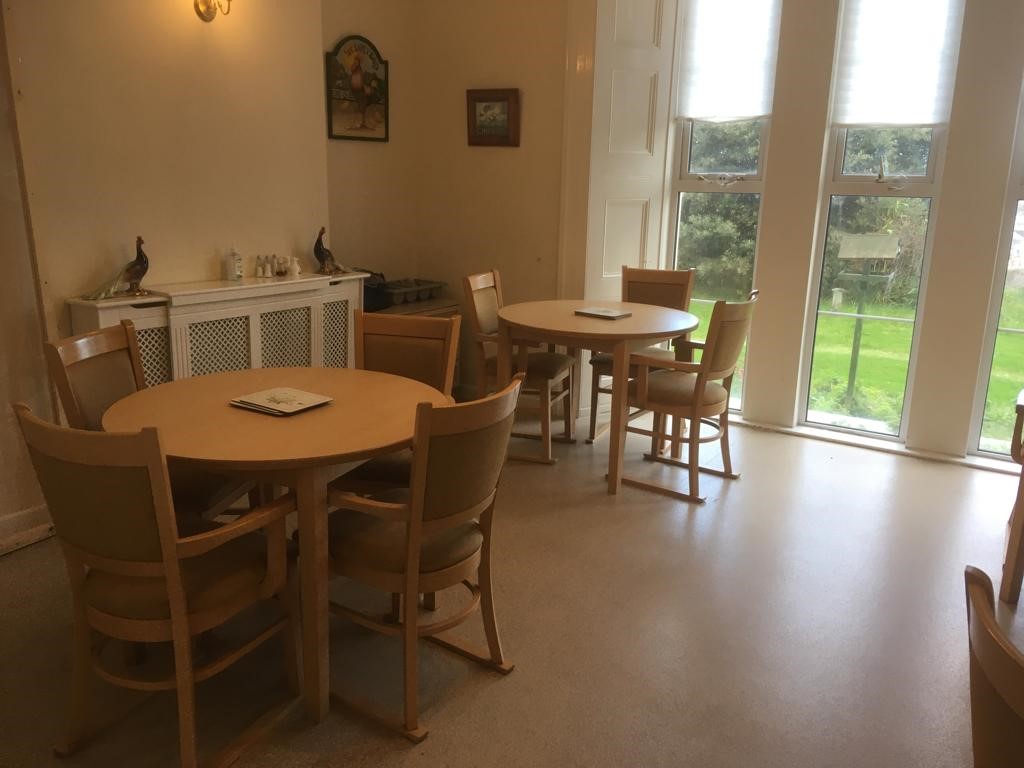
<box><xmin>67</xmin><ymin>273</ymin><xmax>365</xmax><ymax>382</ymax></box>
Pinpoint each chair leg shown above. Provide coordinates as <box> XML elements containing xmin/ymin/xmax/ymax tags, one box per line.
<box><xmin>540</xmin><ymin>381</ymin><xmax>553</xmax><ymax>462</ymax></box>
<box><xmin>588</xmin><ymin>369</ymin><xmax>600</xmax><ymax>441</ymax></box>
<box><xmin>561</xmin><ymin>375</ymin><xmax>573</xmax><ymax>439</ymax></box>
<box><xmin>401</xmin><ymin>588</ymin><xmax>423</xmax><ymax>739</ymax></box>
<box><xmin>720</xmin><ymin>411</ymin><xmax>734</xmax><ymax>477</ymax></box>
<box><xmin>171</xmin><ymin>627</ymin><xmax>199</xmax><ymax>768</ymax></box>
<box><xmin>649</xmin><ymin>412</ymin><xmax>664</xmax><ymax>458</ymax></box>
<box><xmin>688</xmin><ymin>420</ymin><xmax>700</xmax><ymax>499</ymax></box>
<box><xmin>54</xmin><ymin>610</ymin><xmax>93</xmax><ymax>757</ymax></box>
<box><xmin>671</xmin><ymin>416</ymin><xmax>684</xmax><ymax>459</ymax></box>
<box><xmin>390</xmin><ymin>593</ymin><xmax>401</xmax><ymax>623</ymax></box>
<box><xmin>283</xmin><ymin>579</ymin><xmax>302</xmax><ymax>696</ymax></box>
<box><xmin>479</xmin><ymin>530</ymin><xmax>509</xmax><ymax>669</ymax></box>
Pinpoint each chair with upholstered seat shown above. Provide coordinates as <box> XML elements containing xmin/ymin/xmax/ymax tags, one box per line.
<box><xmin>463</xmin><ymin>269</ymin><xmax>574</xmax><ymax>464</ymax></box>
<box><xmin>327</xmin><ymin>375</ymin><xmax>523</xmax><ymax>741</ymax></box>
<box><xmin>964</xmin><ymin>566</ymin><xmax>1024</xmax><ymax>767</ymax></box>
<box><xmin>43</xmin><ymin>320</ymin><xmax>255</xmax><ymax>519</ymax></box>
<box><xmin>622</xmin><ymin>290</ymin><xmax>757</xmax><ymax>503</ymax></box>
<box><xmin>14</xmin><ymin>403</ymin><xmax>299</xmax><ymax>768</ymax></box>
<box><xmin>588</xmin><ymin>265</ymin><xmax>696</xmax><ymax>443</ymax></box>
<box><xmin>327</xmin><ymin>310</ymin><xmax>460</xmax><ymax>500</ymax></box>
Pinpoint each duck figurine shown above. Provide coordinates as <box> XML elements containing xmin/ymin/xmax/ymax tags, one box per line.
<box><xmin>313</xmin><ymin>227</ymin><xmax>347</xmax><ymax>275</ymax></box>
<box><xmin>81</xmin><ymin>236</ymin><xmax>151</xmax><ymax>300</ymax></box>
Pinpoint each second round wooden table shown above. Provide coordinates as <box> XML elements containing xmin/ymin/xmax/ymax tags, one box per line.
<box><xmin>496</xmin><ymin>299</ymin><xmax>698</xmax><ymax>493</ymax></box>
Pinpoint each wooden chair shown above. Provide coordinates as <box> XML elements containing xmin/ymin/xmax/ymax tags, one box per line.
<box><xmin>588</xmin><ymin>266</ymin><xmax>696</xmax><ymax>443</ymax></box>
<box><xmin>327</xmin><ymin>375</ymin><xmax>523</xmax><ymax>741</ymax></box>
<box><xmin>13</xmin><ymin>403</ymin><xmax>299</xmax><ymax>768</ymax></box>
<box><xmin>43</xmin><ymin>320</ymin><xmax>255</xmax><ymax>519</ymax></box>
<box><xmin>328</xmin><ymin>310</ymin><xmax>460</xmax><ymax>499</ymax></box>
<box><xmin>1000</xmin><ymin>390</ymin><xmax>1024</xmax><ymax>604</ymax></box>
<box><xmin>622</xmin><ymin>290</ymin><xmax>757</xmax><ymax>503</ymax></box>
<box><xmin>964</xmin><ymin>566</ymin><xmax>1024</xmax><ymax>767</ymax></box>
<box><xmin>463</xmin><ymin>269</ymin><xmax>574</xmax><ymax>464</ymax></box>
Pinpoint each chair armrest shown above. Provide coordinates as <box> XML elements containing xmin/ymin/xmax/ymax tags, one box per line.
<box><xmin>1012</xmin><ymin>389</ymin><xmax>1024</xmax><ymax>463</ymax></box>
<box><xmin>177</xmin><ymin>493</ymin><xmax>296</xmax><ymax>558</ymax></box>
<box><xmin>631</xmin><ymin>354</ymin><xmax>701</xmax><ymax>374</ymax></box>
<box><xmin>328</xmin><ymin>489</ymin><xmax>409</xmax><ymax>522</ymax></box>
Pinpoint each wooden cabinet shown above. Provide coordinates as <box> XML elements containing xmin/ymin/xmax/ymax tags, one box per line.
<box><xmin>68</xmin><ymin>274</ymin><xmax>366</xmax><ymax>385</ymax></box>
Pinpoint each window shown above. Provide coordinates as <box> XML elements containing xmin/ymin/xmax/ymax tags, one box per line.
<box><xmin>973</xmin><ymin>104</ymin><xmax>1024</xmax><ymax>455</ymax></box>
<box><xmin>800</xmin><ymin>0</ymin><xmax>964</xmax><ymax>437</ymax></box>
<box><xmin>671</xmin><ymin>0</ymin><xmax>781</xmax><ymax>407</ymax></box>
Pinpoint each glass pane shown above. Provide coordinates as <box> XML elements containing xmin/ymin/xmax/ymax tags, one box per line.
<box><xmin>979</xmin><ymin>201</ymin><xmax>1024</xmax><ymax>454</ymax></box>
<box><xmin>806</xmin><ymin>195</ymin><xmax>932</xmax><ymax>435</ymax></box>
<box><xmin>675</xmin><ymin>192</ymin><xmax>760</xmax><ymax>408</ymax></box>
<box><xmin>842</xmin><ymin>127</ymin><xmax>933</xmax><ymax>177</ymax></box>
<box><xmin>688</xmin><ymin>119</ymin><xmax>762</xmax><ymax>176</ymax></box>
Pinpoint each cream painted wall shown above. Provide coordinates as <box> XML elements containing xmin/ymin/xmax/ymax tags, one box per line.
<box><xmin>0</xmin><ymin>10</ymin><xmax>49</xmax><ymax>549</ymax></box>
<box><xmin>321</xmin><ymin>1</ymin><xmax>420</xmax><ymax>279</ymax></box>
<box><xmin>742</xmin><ymin>0</ymin><xmax>839</xmax><ymax>427</ymax></box>
<box><xmin>905</xmin><ymin>0</ymin><xmax>1024</xmax><ymax>454</ymax></box>
<box><xmin>413</xmin><ymin>1</ymin><xmax>568</xmax><ymax>308</ymax></box>
<box><xmin>3</xmin><ymin>0</ymin><xmax>329</xmax><ymax>338</ymax></box>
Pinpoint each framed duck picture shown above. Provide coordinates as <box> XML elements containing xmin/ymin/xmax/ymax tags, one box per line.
<box><xmin>325</xmin><ymin>35</ymin><xmax>389</xmax><ymax>142</ymax></box>
<box><xmin>466</xmin><ymin>89</ymin><xmax>520</xmax><ymax>147</ymax></box>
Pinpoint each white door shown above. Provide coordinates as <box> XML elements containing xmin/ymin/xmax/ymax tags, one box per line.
<box><xmin>584</xmin><ymin>0</ymin><xmax>679</xmax><ymax>300</ymax></box>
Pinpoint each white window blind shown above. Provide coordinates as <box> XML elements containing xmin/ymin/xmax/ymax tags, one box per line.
<box><xmin>675</xmin><ymin>0</ymin><xmax>782</xmax><ymax>121</ymax></box>
<box><xmin>833</xmin><ymin>0</ymin><xmax>965</xmax><ymax>126</ymax></box>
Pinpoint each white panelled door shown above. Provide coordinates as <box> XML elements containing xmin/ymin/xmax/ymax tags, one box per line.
<box><xmin>585</xmin><ymin>0</ymin><xmax>679</xmax><ymax>300</ymax></box>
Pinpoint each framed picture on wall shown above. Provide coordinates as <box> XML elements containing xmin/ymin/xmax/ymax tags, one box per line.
<box><xmin>325</xmin><ymin>35</ymin><xmax>389</xmax><ymax>142</ymax></box>
<box><xmin>466</xmin><ymin>89</ymin><xmax>520</xmax><ymax>147</ymax></box>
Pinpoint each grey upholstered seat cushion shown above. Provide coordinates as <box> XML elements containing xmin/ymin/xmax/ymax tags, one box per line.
<box><xmin>484</xmin><ymin>351</ymin><xmax>573</xmax><ymax>382</ymax></box>
<box><xmin>84</xmin><ymin>531</ymin><xmax>267</xmax><ymax>620</ymax></box>
<box><xmin>328</xmin><ymin>499</ymin><xmax>482</xmax><ymax>575</ymax></box>
<box><xmin>629</xmin><ymin>370</ymin><xmax>729</xmax><ymax>409</ymax></box>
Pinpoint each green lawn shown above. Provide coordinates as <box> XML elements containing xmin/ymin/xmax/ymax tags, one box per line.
<box><xmin>688</xmin><ymin>289</ymin><xmax>1024</xmax><ymax>452</ymax></box>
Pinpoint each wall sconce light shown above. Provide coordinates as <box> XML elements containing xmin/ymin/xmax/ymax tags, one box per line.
<box><xmin>194</xmin><ymin>0</ymin><xmax>231</xmax><ymax>22</ymax></box>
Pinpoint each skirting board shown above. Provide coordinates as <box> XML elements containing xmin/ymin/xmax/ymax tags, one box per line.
<box><xmin>0</xmin><ymin>504</ymin><xmax>53</xmax><ymax>557</ymax></box>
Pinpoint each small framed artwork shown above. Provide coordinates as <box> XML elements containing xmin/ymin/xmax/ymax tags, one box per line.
<box><xmin>325</xmin><ymin>35</ymin><xmax>389</xmax><ymax>142</ymax></box>
<box><xmin>466</xmin><ymin>88</ymin><xmax>520</xmax><ymax>147</ymax></box>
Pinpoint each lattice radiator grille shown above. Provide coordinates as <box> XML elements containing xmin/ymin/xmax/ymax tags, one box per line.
<box><xmin>136</xmin><ymin>326</ymin><xmax>172</xmax><ymax>386</ymax></box>
<box><xmin>323</xmin><ymin>299</ymin><xmax>349</xmax><ymax>368</ymax></box>
<box><xmin>260</xmin><ymin>306</ymin><xmax>312</xmax><ymax>368</ymax></box>
<box><xmin>188</xmin><ymin>316</ymin><xmax>251</xmax><ymax>377</ymax></box>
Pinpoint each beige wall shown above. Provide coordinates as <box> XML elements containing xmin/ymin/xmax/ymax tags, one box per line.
<box><xmin>322</xmin><ymin>0</ymin><xmax>420</xmax><ymax>279</ymax></box>
<box><xmin>0</xmin><ymin>10</ymin><xmax>49</xmax><ymax>549</ymax></box>
<box><xmin>3</xmin><ymin>0</ymin><xmax>329</xmax><ymax>338</ymax></box>
<box><xmin>322</xmin><ymin>0</ymin><xmax>569</xmax><ymax>305</ymax></box>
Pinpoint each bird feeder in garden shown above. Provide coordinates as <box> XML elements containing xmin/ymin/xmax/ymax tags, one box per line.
<box><xmin>834</xmin><ymin>233</ymin><xmax>900</xmax><ymax>402</ymax></box>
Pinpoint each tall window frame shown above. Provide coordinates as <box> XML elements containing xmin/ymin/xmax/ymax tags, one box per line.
<box><xmin>798</xmin><ymin>124</ymin><xmax>948</xmax><ymax>440</ymax></box>
<box><xmin>666</xmin><ymin>118</ymin><xmax>771</xmax><ymax>408</ymax></box>
<box><xmin>969</xmin><ymin>93</ymin><xmax>1024</xmax><ymax>457</ymax></box>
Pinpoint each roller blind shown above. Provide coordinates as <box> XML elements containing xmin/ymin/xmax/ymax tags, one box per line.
<box><xmin>675</xmin><ymin>0</ymin><xmax>782</xmax><ymax>121</ymax></box>
<box><xmin>833</xmin><ymin>0</ymin><xmax>965</xmax><ymax>126</ymax></box>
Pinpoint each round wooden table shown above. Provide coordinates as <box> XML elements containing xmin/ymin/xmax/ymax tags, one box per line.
<box><xmin>103</xmin><ymin>367</ymin><xmax>448</xmax><ymax>723</ymax></box>
<box><xmin>496</xmin><ymin>300</ymin><xmax>698</xmax><ymax>494</ymax></box>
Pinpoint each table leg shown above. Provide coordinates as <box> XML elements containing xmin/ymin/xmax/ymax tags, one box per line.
<box><xmin>497</xmin><ymin>321</ymin><xmax>513</xmax><ymax>388</ymax></box>
<box><xmin>296</xmin><ymin>467</ymin><xmax>329</xmax><ymax>721</ymax></box>
<box><xmin>607</xmin><ymin>340</ymin><xmax>630</xmax><ymax>494</ymax></box>
<box><xmin>570</xmin><ymin>347</ymin><xmax>582</xmax><ymax>440</ymax></box>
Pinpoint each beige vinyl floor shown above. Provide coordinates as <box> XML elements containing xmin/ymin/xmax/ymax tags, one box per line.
<box><xmin>2</xmin><ymin>423</ymin><xmax>1022</xmax><ymax>768</ymax></box>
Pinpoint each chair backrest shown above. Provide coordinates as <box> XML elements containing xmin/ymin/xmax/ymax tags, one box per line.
<box><xmin>965</xmin><ymin>566</ymin><xmax>1024</xmax><ymax>766</ymax></box>
<box><xmin>700</xmin><ymin>290</ymin><xmax>758</xmax><ymax>380</ymax></box>
<box><xmin>44</xmin><ymin>320</ymin><xmax>147</xmax><ymax>430</ymax></box>
<box><xmin>621</xmin><ymin>266</ymin><xmax>695</xmax><ymax>311</ymax></box>
<box><xmin>462</xmin><ymin>270</ymin><xmax>504</xmax><ymax>340</ymax></box>
<box><xmin>13</xmin><ymin>403</ymin><xmax>177</xmax><ymax>567</ymax></box>
<box><xmin>408</xmin><ymin>375</ymin><xmax>522</xmax><ymax>527</ymax></box>
<box><xmin>355</xmin><ymin>310</ymin><xmax>461</xmax><ymax>397</ymax></box>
